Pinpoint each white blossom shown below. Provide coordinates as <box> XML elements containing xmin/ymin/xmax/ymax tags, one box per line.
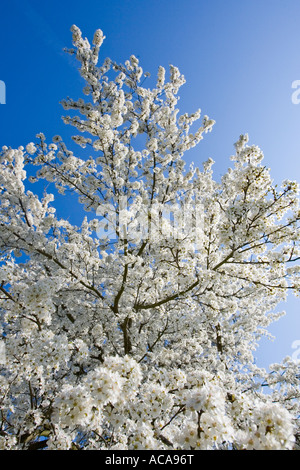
<box><xmin>26</xmin><ymin>142</ymin><xmax>37</xmax><ymax>155</ymax></box>
<box><xmin>0</xmin><ymin>25</ymin><xmax>299</xmax><ymax>451</ymax></box>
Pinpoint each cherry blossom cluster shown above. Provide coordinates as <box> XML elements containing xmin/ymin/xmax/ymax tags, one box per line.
<box><xmin>0</xmin><ymin>26</ymin><xmax>299</xmax><ymax>450</ymax></box>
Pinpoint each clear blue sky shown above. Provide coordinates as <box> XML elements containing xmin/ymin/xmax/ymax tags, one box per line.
<box><xmin>0</xmin><ymin>0</ymin><xmax>299</xmax><ymax>369</ymax></box>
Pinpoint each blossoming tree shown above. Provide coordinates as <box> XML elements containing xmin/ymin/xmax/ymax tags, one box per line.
<box><xmin>0</xmin><ymin>26</ymin><xmax>299</xmax><ymax>450</ymax></box>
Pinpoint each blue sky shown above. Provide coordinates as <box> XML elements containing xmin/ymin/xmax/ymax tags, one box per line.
<box><xmin>0</xmin><ymin>0</ymin><xmax>299</xmax><ymax>369</ymax></box>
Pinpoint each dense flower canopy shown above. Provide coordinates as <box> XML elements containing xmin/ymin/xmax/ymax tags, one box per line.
<box><xmin>0</xmin><ymin>25</ymin><xmax>299</xmax><ymax>450</ymax></box>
